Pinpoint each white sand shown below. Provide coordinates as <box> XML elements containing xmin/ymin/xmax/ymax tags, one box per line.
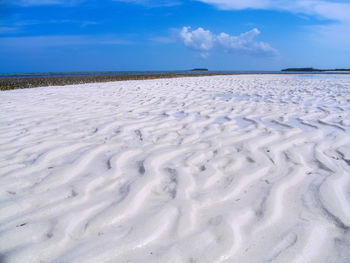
<box><xmin>1</xmin><ymin>74</ymin><xmax>350</xmax><ymax>263</ymax></box>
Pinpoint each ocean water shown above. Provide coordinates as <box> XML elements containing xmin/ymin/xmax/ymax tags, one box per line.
<box><xmin>2</xmin><ymin>70</ymin><xmax>349</xmax><ymax>79</ymax></box>
<box><xmin>0</xmin><ymin>70</ymin><xmax>280</xmax><ymax>78</ymax></box>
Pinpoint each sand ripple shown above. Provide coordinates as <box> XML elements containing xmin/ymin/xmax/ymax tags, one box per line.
<box><xmin>1</xmin><ymin>75</ymin><xmax>350</xmax><ymax>263</ymax></box>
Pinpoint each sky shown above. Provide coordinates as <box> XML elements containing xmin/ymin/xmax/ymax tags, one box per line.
<box><xmin>0</xmin><ymin>0</ymin><xmax>350</xmax><ymax>72</ymax></box>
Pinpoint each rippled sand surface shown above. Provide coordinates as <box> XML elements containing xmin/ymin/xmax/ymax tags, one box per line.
<box><xmin>1</xmin><ymin>75</ymin><xmax>350</xmax><ymax>263</ymax></box>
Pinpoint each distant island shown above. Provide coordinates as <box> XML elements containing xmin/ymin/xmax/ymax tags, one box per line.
<box><xmin>282</xmin><ymin>67</ymin><xmax>350</xmax><ymax>72</ymax></box>
<box><xmin>191</xmin><ymin>68</ymin><xmax>209</xmax><ymax>71</ymax></box>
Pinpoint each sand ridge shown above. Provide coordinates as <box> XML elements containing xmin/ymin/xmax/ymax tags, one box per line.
<box><xmin>1</xmin><ymin>75</ymin><xmax>350</xmax><ymax>262</ymax></box>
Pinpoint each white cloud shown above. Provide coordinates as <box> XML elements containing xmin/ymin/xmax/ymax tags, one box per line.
<box><xmin>180</xmin><ymin>27</ymin><xmax>215</xmax><ymax>51</ymax></box>
<box><xmin>196</xmin><ymin>0</ymin><xmax>350</xmax><ymax>21</ymax></box>
<box><xmin>179</xmin><ymin>26</ymin><xmax>277</xmax><ymax>58</ymax></box>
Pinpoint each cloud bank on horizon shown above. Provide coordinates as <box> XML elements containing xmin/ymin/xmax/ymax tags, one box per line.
<box><xmin>179</xmin><ymin>27</ymin><xmax>277</xmax><ymax>58</ymax></box>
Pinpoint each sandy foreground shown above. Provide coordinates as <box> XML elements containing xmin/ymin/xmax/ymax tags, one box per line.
<box><xmin>1</xmin><ymin>75</ymin><xmax>350</xmax><ymax>263</ymax></box>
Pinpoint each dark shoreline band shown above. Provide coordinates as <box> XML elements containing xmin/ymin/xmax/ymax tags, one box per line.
<box><xmin>1</xmin><ymin>72</ymin><xmax>349</xmax><ymax>91</ymax></box>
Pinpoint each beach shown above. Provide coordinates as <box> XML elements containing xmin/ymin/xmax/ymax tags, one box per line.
<box><xmin>1</xmin><ymin>74</ymin><xmax>350</xmax><ymax>262</ymax></box>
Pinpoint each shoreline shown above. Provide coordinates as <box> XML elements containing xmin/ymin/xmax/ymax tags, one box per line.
<box><xmin>2</xmin><ymin>71</ymin><xmax>350</xmax><ymax>91</ymax></box>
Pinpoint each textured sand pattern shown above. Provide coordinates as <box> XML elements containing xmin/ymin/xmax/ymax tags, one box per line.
<box><xmin>1</xmin><ymin>75</ymin><xmax>350</xmax><ymax>263</ymax></box>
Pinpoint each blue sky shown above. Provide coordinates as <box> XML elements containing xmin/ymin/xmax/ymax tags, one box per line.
<box><xmin>0</xmin><ymin>0</ymin><xmax>350</xmax><ymax>72</ymax></box>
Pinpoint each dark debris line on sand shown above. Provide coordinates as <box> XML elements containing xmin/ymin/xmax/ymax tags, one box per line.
<box><xmin>0</xmin><ymin>73</ymin><xmax>239</xmax><ymax>91</ymax></box>
<box><xmin>2</xmin><ymin>72</ymin><xmax>350</xmax><ymax>91</ymax></box>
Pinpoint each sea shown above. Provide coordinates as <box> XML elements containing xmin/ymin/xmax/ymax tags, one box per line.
<box><xmin>0</xmin><ymin>70</ymin><xmax>281</xmax><ymax>78</ymax></box>
<box><xmin>1</xmin><ymin>70</ymin><xmax>349</xmax><ymax>79</ymax></box>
